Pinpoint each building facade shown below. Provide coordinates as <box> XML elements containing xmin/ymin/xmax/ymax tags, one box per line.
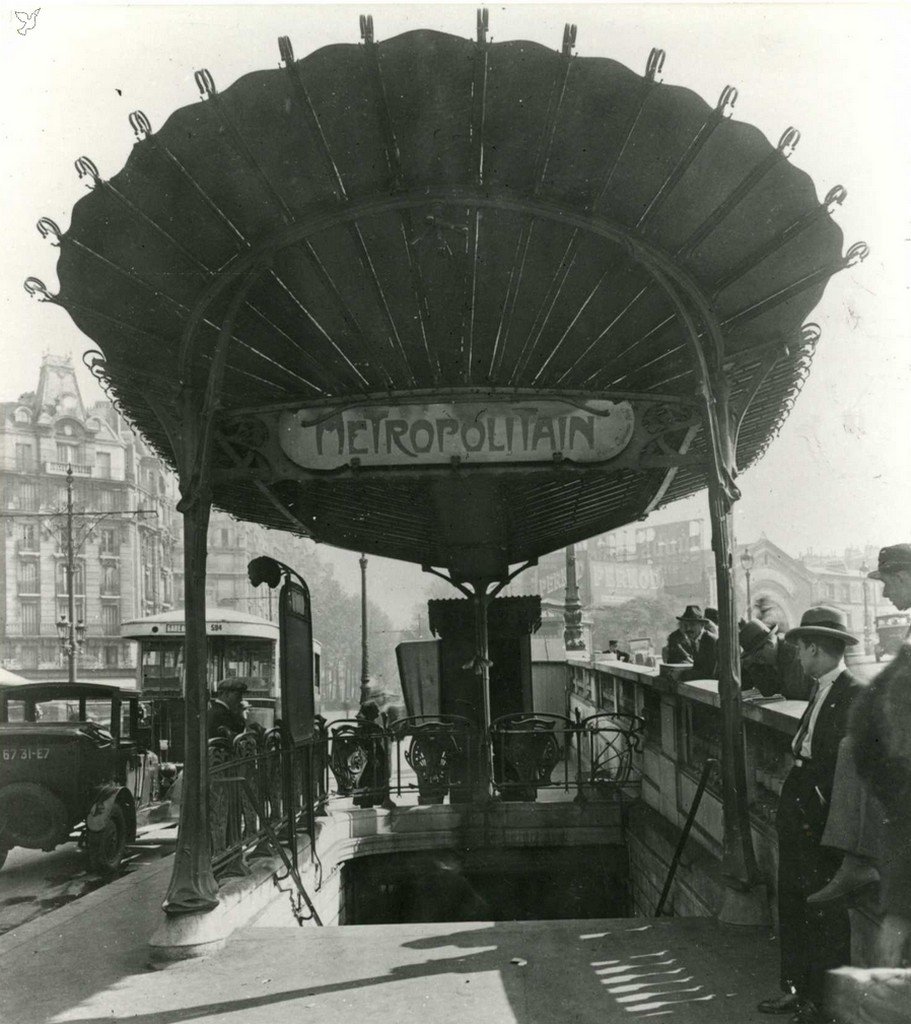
<box><xmin>0</xmin><ymin>355</ymin><xmax>180</xmax><ymax>681</ymax></box>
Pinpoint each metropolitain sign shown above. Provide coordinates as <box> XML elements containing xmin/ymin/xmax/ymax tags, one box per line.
<box><xmin>278</xmin><ymin>397</ymin><xmax>635</xmax><ymax>471</ymax></box>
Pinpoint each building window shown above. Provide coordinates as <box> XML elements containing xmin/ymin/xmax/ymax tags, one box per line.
<box><xmin>20</xmin><ymin>600</ymin><xmax>40</xmax><ymax>635</ymax></box>
<box><xmin>101</xmin><ymin>564</ymin><xmax>119</xmax><ymax>595</ymax></box>
<box><xmin>57</xmin><ymin>598</ymin><xmax>85</xmax><ymax>626</ymax></box>
<box><xmin>98</xmin><ymin>488</ymin><xmax>115</xmax><ymax>512</ymax></box>
<box><xmin>20</xmin><ymin>523</ymin><xmax>38</xmax><ymax>550</ymax></box>
<box><xmin>841</xmin><ymin>585</ymin><xmax>852</xmax><ymax>603</ymax></box>
<box><xmin>96</xmin><ymin>451</ymin><xmax>112</xmax><ymax>478</ymax></box>
<box><xmin>56</xmin><ymin>442</ymin><xmax>81</xmax><ymax>466</ymax></box>
<box><xmin>103</xmin><ymin>645</ymin><xmax>119</xmax><ymax>668</ymax></box>
<box><xmin>18</xmin><ymin>481</ymin><xmax>39</xmax><ymax>511</ymax></box>
<box><xmin>56</xmin><ymin>561</ymin><xmax>85</xmax><ymax>596</ymax></box>
<box><xmin>100</xmin><ymin>526</ymin><xmax>119</xmax><ymax>555</ymax></box>
<box><xmin>15</xmin><ymin>443</ymin><xmax>34</xmax><ymax>471</ymax></box>
<box><xmin>18</xmin><ymin>560</ymin><xmax>39</xmax><ymax>593</ymax></box>
<box><xmin>101</xmin><ymin>603</ymin><xmax>120</xmax><ymax>635</ymax></box>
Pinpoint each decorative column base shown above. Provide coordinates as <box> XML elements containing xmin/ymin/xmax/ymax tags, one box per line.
<box><xmin>717</xmin><ymin>881</ymin><xmax>770</xmax><ymax>926</ymax></box>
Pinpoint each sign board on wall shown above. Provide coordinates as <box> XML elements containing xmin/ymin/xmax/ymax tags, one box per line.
<box><xmin>278</xmin><ymin>397</ymin><xmax>635</xmax><ymax>471</ymax></box>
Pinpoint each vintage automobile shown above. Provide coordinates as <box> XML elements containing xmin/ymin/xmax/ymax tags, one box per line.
<box><xmin>874</xmin><ymin>613</ymin><xmax>911</xmax><ymax>662</ymax></box>
<box><xmin>0</xmin><ymin>681</ymin><xmax>150</xmax><ymax>874</ymax></box>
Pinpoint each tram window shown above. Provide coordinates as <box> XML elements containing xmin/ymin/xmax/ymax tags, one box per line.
<box><xmin>224</xmin><ymin>641</ymin><xmax>274</xmax><ymax>688</ymax></box>
<box><xmin>141</xmin><ymin>643</ymin><xmax>183</xmax><ymax>692</ymax></box>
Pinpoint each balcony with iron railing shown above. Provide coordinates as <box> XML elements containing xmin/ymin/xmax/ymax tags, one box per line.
<box><xmin>45</xmin><ymin>461</ymin><xmax>93</xmax><ymax>476</ymax></box>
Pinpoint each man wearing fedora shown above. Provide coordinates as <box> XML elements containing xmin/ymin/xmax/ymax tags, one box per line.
<box><xmin>665</xmin><ymin>605</ymin><xmax>718</xmax><ymax>679</ymax></box>
<box><xmin>740</xmin><ymin>619</ymin><xmax>812</xmax><ymax>700</ymax></box>
<box><xmin>759</xmin><ymin>605</ymin><xmax>864</xmax><ymax>1023</ymax></box>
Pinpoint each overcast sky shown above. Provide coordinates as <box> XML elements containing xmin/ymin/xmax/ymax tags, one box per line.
<box><xmin>2</xmin><ymin>3</ymin><xmax>909</xmax><ymax>623</ymax></box>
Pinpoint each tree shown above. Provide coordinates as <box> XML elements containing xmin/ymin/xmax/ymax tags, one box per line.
<box><xmin>590</xmin><ymin>592</ymin><xmax>682</xmax><ymax>653</ymax></box>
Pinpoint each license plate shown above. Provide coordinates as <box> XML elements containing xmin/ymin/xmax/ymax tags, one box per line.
<box><xmin>2</xmin><ymin>747</ymin><xmax>51</xmax><ymax>761</ymax></box>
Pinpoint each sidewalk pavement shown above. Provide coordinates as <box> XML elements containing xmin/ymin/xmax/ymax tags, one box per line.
<box><xmin>2</xmin><ymin>854</ymin><xmax>785</xmax><ymax>1024</ymax></box>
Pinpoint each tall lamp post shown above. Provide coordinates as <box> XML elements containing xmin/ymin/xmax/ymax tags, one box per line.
<box><xmin>359</xmin><ymin>553</ymin><xmax>369</xmax><ymax>705</ymax></box>
<box><xmin>56</xmin><ymin>466</ymin><xmax>86</xmax><ymax>682</ymax></box>
<box><xmin>740</xmin><ymin>548</ymin><xmax>754</xmax><ymax>620</ymax></box>
<box><xmin>860</xmin><ymin>561</ymin><xmax>872</xmax><ymax>656</ymax></box>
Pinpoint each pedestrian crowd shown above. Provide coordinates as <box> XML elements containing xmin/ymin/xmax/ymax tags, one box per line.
<box><xmin>662</xmin><ymin>544</ymin><xmax>911</xmax><ymax>1023</ymax></box>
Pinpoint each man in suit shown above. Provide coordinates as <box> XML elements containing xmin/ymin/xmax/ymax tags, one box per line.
<box><xmin>758</xmin><ymin>606</ymin><xmax>864</xmax><ymax>1023</ymax></box>
<box><xmin>810</xmin><ymin>544</ymin><xmax>911</xmax><ymax>967</ymax></box>
<box><xmin>207</xmin><ymin>677</ymin><xmax>249</xmax><ymax>740</ymax></box>
<box><xmin>665</xmin><ymin>604</ymin><xmax>718</xmax><ymax>680</ymax></box>
<box><xmin>740</xmin><ymin>619</ymin><xmax>812</xmax><ymax>700</ymax></box>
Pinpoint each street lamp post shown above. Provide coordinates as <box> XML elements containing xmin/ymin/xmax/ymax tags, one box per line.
<box><xmin>359</xmin><ymin>553</ymin><xmax>369</xmax><ymax>705</ymax></box>
<box><xmin>56</xmin><ymin>466</ymin><xmax>86</xmax><ymax>682</ymax></box>
<box><xmin>740</xmin><ymin>548</ymin><xmax>754</xmax><ymax>620</ymax></box>
<box><xmin>860</xmin><ymin>561</ymin><xmax>872</xmax><ymax>656</ymax></box>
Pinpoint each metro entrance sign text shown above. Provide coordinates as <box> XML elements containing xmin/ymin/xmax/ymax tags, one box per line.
<box><xmin>278</xmin><ymin>398</ymin><xmax>635</xmax><ymax>471</ymax></box>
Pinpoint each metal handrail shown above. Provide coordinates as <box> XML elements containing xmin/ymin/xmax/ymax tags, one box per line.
<box><xmin>655</xmin><ymin>756</ymin><xmax>719</xmax><ymax>916</ymax></box>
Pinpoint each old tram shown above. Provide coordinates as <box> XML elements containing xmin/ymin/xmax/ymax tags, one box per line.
<box><xmin>28</xmin><ymin>8</ymin><xmax>864</xmax><ymax>961</ymax></box>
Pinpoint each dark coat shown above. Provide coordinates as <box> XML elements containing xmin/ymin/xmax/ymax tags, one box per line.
<box><xmin>791</xmin><ymin>668</ymin><xmax>865</xmax><ymax>801</ymax></box>
<box><xmin>851</xmin><ymin>642</ymin><xmax>911</xmax><ymax>816</ymax></box>
<box><xmin>851</xmin><ymin>641</ymin><xmax>911</xmax><ymax>916</ymax></box>
<box><xmin>745</xmin><ymin>640</ymin><xmax>813</xmax><ymax>700</ymax></box>
<box><xmin>667</xmin><ymin>629</ymin><xmax>718</xmax><ymax>680</ymax></box>
<box><xmin>207</xmin><ymin>699</ymin><xmax>245</xmax><ymax>740</ymax></box>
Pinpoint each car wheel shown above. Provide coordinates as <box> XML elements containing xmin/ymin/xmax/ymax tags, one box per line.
<box><xmin>86</xmin><ymin>803</ymin><xmax>127</xmax><ymax>876</ymax></box>
<box><xmin>0</xmin><ymin>782</ymin><xmax>68</xmax><ymax>849</ymax></box>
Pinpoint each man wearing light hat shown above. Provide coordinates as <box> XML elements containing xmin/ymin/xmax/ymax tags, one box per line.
<box><xmin>758</xmin><ymin>606</ymin><xmax>863</xmax><ymax>1023</ymax></box>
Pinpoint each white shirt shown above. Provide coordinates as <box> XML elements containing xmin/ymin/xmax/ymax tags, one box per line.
<box><xmin>795</xmin><ymin>660</ymin><xmax>844</xmax><ymax>759</ymax></box>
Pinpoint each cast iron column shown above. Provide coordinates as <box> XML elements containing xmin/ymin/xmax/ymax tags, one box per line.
<box><xmin>563</xmin><ymin>544</ymin><xmax>585</xmax><ymax>651</ymax></box>
<box><xmin>359</xmin><ymin>553</ymin><xmax>369</xmax><ymax>704</ymax></box>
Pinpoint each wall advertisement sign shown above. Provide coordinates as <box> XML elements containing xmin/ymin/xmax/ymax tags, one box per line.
<box><xmin>278</xmin><ymin>397</ymin><xmax>635</xmax><ymax>471</ymax></box>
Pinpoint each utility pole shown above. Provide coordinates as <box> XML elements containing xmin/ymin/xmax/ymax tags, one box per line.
<box><xmin>64</xmin><ymin>467</ymin><xmax>78</xmax><ymax>682</ymax></box>
<box><xmin>2</xmin><ymin>466</ymin><xmax>157</xmax><ymax>681</ymax></box>
<box><xmin>359</xmin><ymin>552</ymin><xmax>369</xmax><ymax>704</ymax></box>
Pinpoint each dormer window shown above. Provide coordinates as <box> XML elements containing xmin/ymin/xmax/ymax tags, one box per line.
<box><xmin>14</xmin><ymin>407</ymin><xmax>31</xmax><ymax>424</ymax></box>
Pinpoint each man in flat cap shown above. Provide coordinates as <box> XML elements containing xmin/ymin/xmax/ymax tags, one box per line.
<box><xmin>759</xmin><ymin>606</ymin><xmax>863</xmax><ymax>1023</ymax></box>
<box><xmin>740</xmin><ymin>619</ymin><xmax>812</xmax><ymax>700</ymax></box>
<box><xmin>665</xmin><ymin>604</ymin><xmax>718</xmax><ymax>680</ymax></box>
<box><xmin>840</xmin><ymin>545</ymin><xmax>911</xmax><ymax>965</ymax></box>
<box><xmin>207</xmin><ymin>676</ymin><xmax>250</xmax><ymax>740</ymax></box>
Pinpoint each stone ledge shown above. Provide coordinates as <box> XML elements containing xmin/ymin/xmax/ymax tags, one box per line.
<box><xmin>826</xmin><ymin>966</ymin><xmax>911</xmax><ymax>1024</ymax></box>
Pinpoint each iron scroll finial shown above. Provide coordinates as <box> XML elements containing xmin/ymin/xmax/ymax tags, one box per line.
<box><xmin>476</xmin><ymin>8</ymin><xmax>488</xmax><ymax>44</ymax></box>
<box><xmin>646</xmin><ymin>48</ymin><xmax>665</xmax><ymax>83</ymax></box>
<box><xmin>129</xmin><ymin>111</ymin><xmax>152</xmax><ymax>140</ymax></box>
<box><xmin>36</xmin><ymin>217</ymin><xmax>61</xmax><ymax>243</ymax></box>
<box><xmin>716</xmin><ymin>85</ymin><xmax>738</xmax><ymax>118</ymax></box>
<box><xmin>194</xmin><ymin>69</ymin><xmax>216</xmax><ymax>100</ymax></box>
<box><xmin>845</xmin><ymin>241</ymin><xmax>869</xmax><ymax>267</ymax></box>
<box><xmin>562</xmin><ymin>23</ymin><xmax>577</xmax><ymax>57</ymax></box>
<box><xmin>74</xmin><ymin>156</ymin><xmax>100</xmax><ymax>185</ymax></box>
<box><xmin>801</xmin><ymin>322</ymin><xmax>822</xmax><ymax>347</ymax></box>
<box><xmin>824</xmin><ymin>185</ymin><xmax>847</xmax><ymax>213</ymax></box>
<box><xmin>359</xmin><ymin>14</ymin><xmax>374</xmax><ymax>45</ymax></box>
<box><xmin>278</xmin><ymin>36</ymin><xmax>294</xmax><ymax>66</ymax></box>
<box><xmin>23</xmin><ymin>277</ymin><xmax>53</xmax><ymax>301</ymax></box>
<box><xmin>777</xmin><ymin>127</ymin><xmax>800</xmax><ymax>158</ymax></box>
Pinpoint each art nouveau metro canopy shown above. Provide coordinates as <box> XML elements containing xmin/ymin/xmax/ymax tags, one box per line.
<box><xmin>35</xmin><ymin>22</ymin><xmax>863</xmax><ymax>580</ymax></box>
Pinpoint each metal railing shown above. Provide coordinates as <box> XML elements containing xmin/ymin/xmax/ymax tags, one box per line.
<box><xmin>205</xmin><ymin>711</ymin><xmax>646</xmax><ymax>874</ymax></box>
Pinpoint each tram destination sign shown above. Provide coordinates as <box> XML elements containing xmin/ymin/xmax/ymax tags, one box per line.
<box><xmin>278</xmin><ymin>397</ymin><xmax>635</xmax><ymax>471</ymax></box>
